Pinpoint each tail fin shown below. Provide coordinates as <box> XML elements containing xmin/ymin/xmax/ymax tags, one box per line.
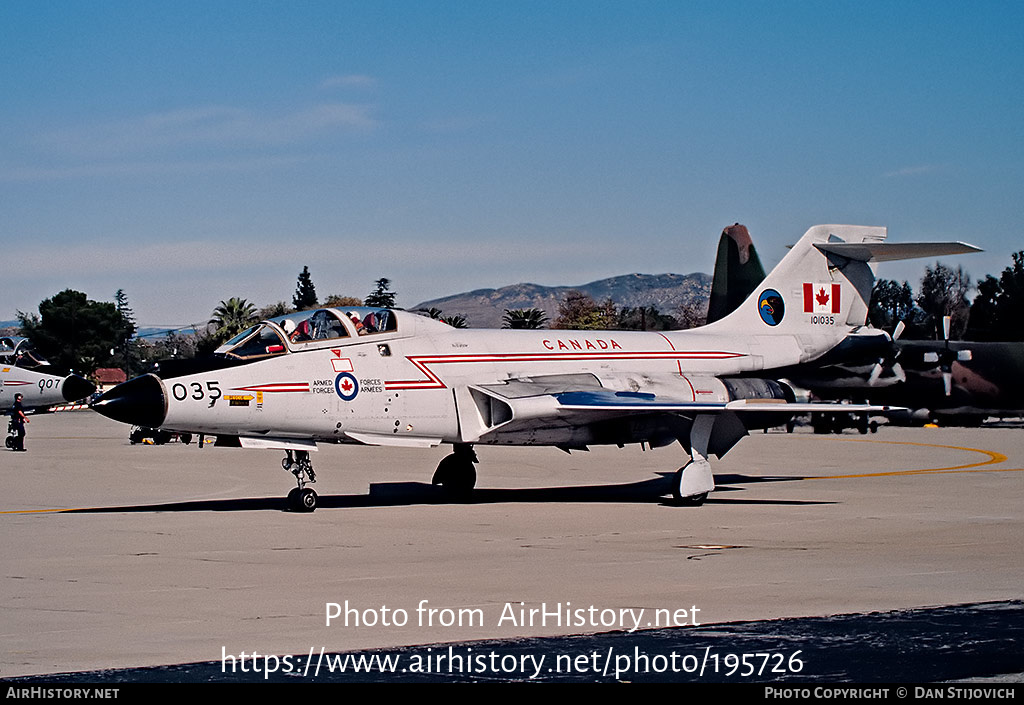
<box><xmin>706</xmin><ymin>223</ymin><xmax>767</xmax><ymax>324</ymax></box>
<box><xmin>701</xmin><ymin>224</ymin><xmax>980</xmax><ymax>361</ymax></box>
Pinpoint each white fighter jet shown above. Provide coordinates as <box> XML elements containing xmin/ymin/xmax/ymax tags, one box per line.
<box><xmin>92</xmin><ymin>225</ymin><xmax>979</xmax><ymax>511</ymax></box>
<box><xmin>1</xmin><ymin>337</ymin><xmax>96</xmax><ymax>413</ymax></box>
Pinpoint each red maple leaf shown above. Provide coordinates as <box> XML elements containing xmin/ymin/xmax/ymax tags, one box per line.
<box><xmin>815</xmin><ymin>287</ymin><xmax>830</xmax><ymax>307</ymax></box>
<box><xmin>341</xmin><ymin>379</ymin><xmax>353</xmax><ymax>392</ymax></box>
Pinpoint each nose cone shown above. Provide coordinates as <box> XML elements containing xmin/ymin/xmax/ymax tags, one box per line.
<box><xmin>91</xmin><ymin>373</ymin><xmax>167</xmax><ymax>428</ymax></box>
<box><xmin>62</xmin><ymin>374</ymin><xmax>96</xmax><ymax>403</ymax></box>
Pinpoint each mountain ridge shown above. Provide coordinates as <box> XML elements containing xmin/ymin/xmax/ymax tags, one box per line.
<box><xmin>412</xmin><ymin>272</ymin><xmax>711</xmax><ymax>328</ymax></box>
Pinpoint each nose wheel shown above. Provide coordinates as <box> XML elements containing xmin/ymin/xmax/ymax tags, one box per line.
<box><xmin>287</xmin><ymin>486</ymin><xmax>318</xmax><ymax>512</ymax></box>
<box><xmin>283</xmin><ymin>450</ymin><xmax>318</xmax><ymax>512</ymax></box>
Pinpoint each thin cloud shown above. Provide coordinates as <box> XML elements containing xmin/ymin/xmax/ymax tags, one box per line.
<box><xmin>883</xmin><ymin>164</ymin><xmax>942</xmax><ymax>178</ymax></box>
<box><xmin>33</xmin><ymin>103</ymin><xmax>377</xmax><ymax>157</ymax></box>
<box><xmin>421</xmin><ymin>114</ymin><xmax>496</xmax><ymax>134</ymax></box>
<box><xmin>320</xmin><ymin>74</ymin><xmax>377</xmax><ymax>89</ymax></box>
<box><xmin>0</xmin><ymin>155</ymin><xmax>310</xmax><ymax>182</ymax></box>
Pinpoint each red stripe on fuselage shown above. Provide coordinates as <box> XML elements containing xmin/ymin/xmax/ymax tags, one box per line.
<box><xmin>231</xmin><ymin>383</ymin><xmax>311</xmax><ymax>393</ymax></box>
<box><xmin>384</xmin><ymin>350</ymin><xmax>744</xmax><ymax>391</ymax></box>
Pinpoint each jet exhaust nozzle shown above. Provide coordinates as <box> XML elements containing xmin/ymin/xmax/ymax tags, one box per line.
<box><xmin>91</xmin><ymin>373</ymin><xmax>167</xmax><ymax>429</ymax></box>
<box><xmin>62</xmin><ymin>374</ymin><xmax>97</xmax><ymax>403</ymax></box>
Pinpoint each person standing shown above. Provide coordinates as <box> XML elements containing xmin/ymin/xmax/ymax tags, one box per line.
<box><xmin>10</xmin><ymin>393</ymin><xmax>28</xmax><ymax>451</ymax></box>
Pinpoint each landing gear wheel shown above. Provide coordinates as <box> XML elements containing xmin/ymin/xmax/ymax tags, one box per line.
<box><xmin>432</xmin><ymin>453</ymin><xmax>477</xmax><ymax>499</ymax></box>
<box><xmin>674</xmin><ymin>489</ymin><xmax>708</xmax><ymax>506</ymax></box>
<box><xmin>282</xmin><ymin>450</ymin><xmax>318</xmax><ymax>512</ymax></box>
<box><xmin>288</xmin><ymin>487</ymin><xmax>317</xmax><ymax>512</ymax></box>
<box><xmin>5</xmin><ymin>436</ymin><xmax>14</xmax><ymax>449</ymax></box>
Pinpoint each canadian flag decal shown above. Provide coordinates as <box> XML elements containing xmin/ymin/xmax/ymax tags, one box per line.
<box><xmin>803</xmin><ymin>283</ymin><xmax>841</xmax><ymax>314</ymax></box>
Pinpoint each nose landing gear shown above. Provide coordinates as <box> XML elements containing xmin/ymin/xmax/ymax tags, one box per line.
<box><xmin>283</xmin><ymin>450</ymin><xmax>318</xmax><ymax>512</ymax></box>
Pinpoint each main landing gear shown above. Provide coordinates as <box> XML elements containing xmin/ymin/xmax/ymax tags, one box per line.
<box><xmin>673</xmin><ymin>460</ymin><xmax>711</xmax><ymax>506</ymax></box>
<box><xmin>672</xmin><ymin>415</ymin><xmax>716</xmax><ymax>506</ymax></box>
<box><xmin>432</xmin><ymin>443</ymin><xmax>478</xmax><ymax>500</ymax></box>
<box><xmin>283</xmin><ymin>450</ymin><xmax>318</xmax><ymax>512</ymax></box>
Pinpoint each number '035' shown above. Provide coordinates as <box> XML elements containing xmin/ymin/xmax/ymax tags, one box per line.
<box><xmin>172</xmin><ymin>381</ymin><xmax>222</xmax><ymax>402</ymax></box>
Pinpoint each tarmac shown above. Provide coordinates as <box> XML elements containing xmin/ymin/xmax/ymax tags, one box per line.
<box><xmin>1</xmin><ymin>411</ymin><xmax>1022</xmax><ymax>680</ymax></box>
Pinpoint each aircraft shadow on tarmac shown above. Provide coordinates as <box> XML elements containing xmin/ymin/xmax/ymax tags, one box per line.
<box><xmin>66</xmin><ymin>473</ymin><xmax>833</xmax><ymax>514</ymax></box>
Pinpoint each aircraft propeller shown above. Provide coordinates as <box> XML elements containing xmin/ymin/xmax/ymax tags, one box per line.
<box><xmin>921</xmin><ymin>316</ymin><xmax>973</xmax><ymax>396</ymax></box>
<box><xmin>867</xmin><ymin>320</ymin><xmax>907</xmax><ymax>387</ymax></box>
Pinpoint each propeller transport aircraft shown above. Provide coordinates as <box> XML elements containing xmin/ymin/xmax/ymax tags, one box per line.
<box><xmin>0</xmin><ymin>337</ymin><xmax>96</xmax><ymax>414</ymax></box>
<box><xmin>92</xmin><ymin>225</ymin><xmax>979</xmax><ymax>511</ymax></box>
<box><xmin>706</xmin><ymin>226</ymin><xmax>1024</xmax><ymax>429</ymax></box>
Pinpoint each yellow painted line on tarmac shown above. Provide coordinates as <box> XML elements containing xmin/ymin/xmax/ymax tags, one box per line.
<box><xmin>804</xmin><ymin>439</ymin><xmax>1017</xmax><ymax>479</ymax></box>
<box><xmin>2</xmin><ymin>440</ymin><xmax>1020</xmax><ymax>514</ymax></box>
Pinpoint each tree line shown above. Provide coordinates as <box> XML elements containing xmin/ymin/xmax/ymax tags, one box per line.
<box><xmin>14</xmin><ymin>271</ymin><xmax>397</xmax><ymax>376</ymax></box>
<box><xmin>13</xmin><ymin>252</ymin><xmax>1022</xmax><ymax>377</ymax></box>
<box><xmin>869</xmin><ymin>252</ymin><xmax>1023</xmax><ymax>341</ymax></box>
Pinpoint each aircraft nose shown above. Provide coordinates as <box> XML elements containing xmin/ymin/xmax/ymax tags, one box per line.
<box><xmin>62</xmin><ymin>374</ymin><xmax>96</xmax><ymax>403</ymax></box>
<box><xmin>91</xmin><ymin>373</ymin><xmax>167</xmax><ymax>428</ymax></box>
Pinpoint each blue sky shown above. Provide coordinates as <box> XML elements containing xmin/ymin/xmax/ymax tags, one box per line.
<box><xmin>2</xmin><ymin>1</ymin><xmax>1021</xmax><ymax>328</ymax></box>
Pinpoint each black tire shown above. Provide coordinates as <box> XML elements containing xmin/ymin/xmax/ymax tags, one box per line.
<box><xmin>297</xmin><ymin>487</ymin><xmax>318</xmax><ymax>512</ymax></box>
<box><xmin>432</xmin><ymin>454</ymin><xmax>476</xmax><ymax>498</ymax></box>
<box><xmin>678</xmin><ymin>492</ymin><xmax>708</xmax><ymax>506</ymax></box>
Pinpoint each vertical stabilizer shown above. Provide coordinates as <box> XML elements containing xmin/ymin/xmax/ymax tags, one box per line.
<box><xmin>707</xmin><ymin>223</ymin><xmax>767</xmax><ymax>324</ymax></box>
<box><xmin>701</xmin><ymin>225</ymin><xmax>887</xmax><ymax>360</ymax></box>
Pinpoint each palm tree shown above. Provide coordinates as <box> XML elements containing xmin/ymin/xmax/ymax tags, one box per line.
<box><xmin>443</xmin><ymin>314</ymin><xmax>468</xmax><ymax>328</ymax></box>
<box><xmin>502</xmin><ymin>308</ymin><xmax>549</xmax><ymax>329</ymax></box>
<box><xmin>209</xmin><ymin>297</ymin><xmax>258</xmax><ymax>342</ymax></box>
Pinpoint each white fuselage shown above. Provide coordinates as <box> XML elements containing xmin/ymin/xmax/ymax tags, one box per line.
<box><xmin>156</xmin><ymin>312</ymin><xmax>826</xmax><ymax>447</ymax></box>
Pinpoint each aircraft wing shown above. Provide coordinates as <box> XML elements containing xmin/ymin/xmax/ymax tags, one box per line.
<box><xmin>460</xmin><ymin>375</ymin><xmax>897</xmax><ymax>445</ymax></box>
<box><xmin>554</xmin><ymin>390</ymin><xmax>893</xmax><ymax>414</ymax></box>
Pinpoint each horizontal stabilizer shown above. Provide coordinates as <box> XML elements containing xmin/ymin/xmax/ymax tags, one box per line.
<box><xmin>814</xmin><ymin>241</ymin><xmax>981</xmax><ymax>262</ymax></box>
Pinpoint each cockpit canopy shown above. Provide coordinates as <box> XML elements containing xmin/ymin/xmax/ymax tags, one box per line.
<box><xmin>215</xmin><ymin>308</ymin><xmax>398</xmax><ymax>360</ymax></box>
<box><xmin>0</xmin><ymin>336</ymin><xmax>52</xmax><ymax>369</ymax></box>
